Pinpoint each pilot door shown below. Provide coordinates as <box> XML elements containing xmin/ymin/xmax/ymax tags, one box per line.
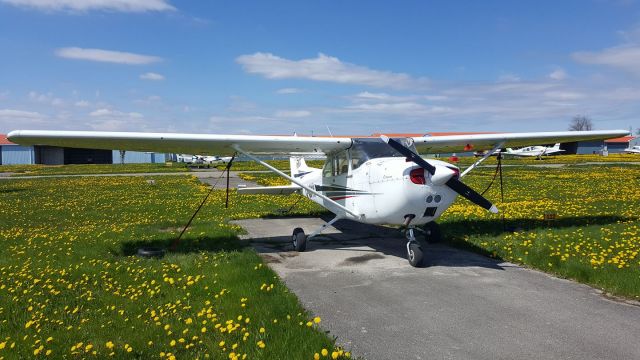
<box><xmin>321</xmin><ymin>150</ymin><xmax>353</xmax><ymax>207</ymax></box>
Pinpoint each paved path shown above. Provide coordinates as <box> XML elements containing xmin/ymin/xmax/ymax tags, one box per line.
<box><xmin>233</xmin><ymin>217</ymin><xmax>640</xmax><ymax>360</ymax></box>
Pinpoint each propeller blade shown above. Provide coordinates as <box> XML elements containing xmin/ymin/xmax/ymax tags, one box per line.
<box><xmin>380</xmin><ymin>135</ymin><xmax>498</xmax><ymax>213</ymax></box>
<box><xmin>445</xmin><ymin>177</ymin><xmax>499</xmax><ymax>213</ymax></box>
<box><xmin>380</xmin><ymin>135</ymin><xmax>436</xmax><ymax>175</ymax></box>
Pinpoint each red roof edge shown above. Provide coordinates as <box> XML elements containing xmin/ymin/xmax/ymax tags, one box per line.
<box><xmin>0</xmin><ymin>134</ymin><xmax>17</xmax><ymax>145</ymax></box>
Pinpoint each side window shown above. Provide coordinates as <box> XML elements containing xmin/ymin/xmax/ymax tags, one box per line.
<box><xmin>323</xmin><ymin>151</ymin><xmax>349</xmax><ymax>177</ymax></box>
<box><xmin>322</xmin><ymin>154</ymin><xmax>335</xmax><ymax>178</ymax></box>
<box><xmin>335</xmin><ymin>151</ymin><xmax>349</xmax><ymax>175</ymax></box>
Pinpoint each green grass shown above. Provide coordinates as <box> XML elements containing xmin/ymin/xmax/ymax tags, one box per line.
<box><xmin>0</xmin><ymin>176</ymin><xmax>342</xmax><ymax>359</ymax></box>
<box><xmin>0</xmin><ymin>163</ymin><xmax>190</xmax><ymax>176</ymax></box>
<box><xmin>437</xmin><ymin>164</ymin><xmax>640</xmax><ymax>299</ymax></box>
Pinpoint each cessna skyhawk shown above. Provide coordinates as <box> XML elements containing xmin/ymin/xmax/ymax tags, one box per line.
<box><xmin>7</xmin><ymin>129</ymin><xmax>628</xmax><ymax>266</ymax></box>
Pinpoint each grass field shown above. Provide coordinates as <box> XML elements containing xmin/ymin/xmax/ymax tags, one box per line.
<box><xmin>440</xmin><ymin>164</ymin><xmax>640</xmax><ymax>299</ymax></box>
<box><xmin>1</xmin><ymin>158</ymin><xmax>638</xmax><ymax>358</ymax></box>
<box><xmin>0</xmin><ymin>176</ymin><xmax>344</xmax><ymax>360</ymax></box>
<box><xmin>0</xmin><ymin>163</ymin><xmax>190</xmax><ymax>176</ymax></box>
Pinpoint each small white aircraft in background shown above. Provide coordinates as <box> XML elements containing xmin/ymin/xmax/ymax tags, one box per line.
<box><xmin>623</xmin><ymin>145</ymin><xmax>640</xmax><ymax>154</ymax></box>
<box><xmin>177</xmin><ymin>154</ymin><xmax>234</xmax><ymax>165</ymax></box>
<box><xmin>7</xmin><ymin>129</ymin><xmax>628</xmax><ymax>266</ymax></box>
<box><xmin>503</xmin><ymin>143</ymin><xmax>564</xmax><ymax>158</ymax></box>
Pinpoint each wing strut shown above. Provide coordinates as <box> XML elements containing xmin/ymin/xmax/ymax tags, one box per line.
<box><xmin>231</xmin><ymin>145</ymin><xmax>361</xmax><ymax>219</ymax></box>
<box><xmin>460</xmin><ymin>141</ymin><xmax>505</xmax><ymax>178</ymax></box>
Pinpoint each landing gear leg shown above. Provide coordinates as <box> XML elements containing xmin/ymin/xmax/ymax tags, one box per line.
<box><xmin>405</xmin><ymin>227</ymin><xmax>423</xmax><ymax>267</ymax></box>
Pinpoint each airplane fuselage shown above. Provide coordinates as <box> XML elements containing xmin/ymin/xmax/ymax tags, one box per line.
<box><xmin>295</xmin><ymin>157</ymin><xmax>459</xmax><ymax>226</ymax></box>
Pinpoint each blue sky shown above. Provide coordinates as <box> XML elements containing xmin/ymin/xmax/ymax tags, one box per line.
<box><xmin>1</xmin><ymin>0</ymin><xmax>639</xmax><ymax>135</ymax></box>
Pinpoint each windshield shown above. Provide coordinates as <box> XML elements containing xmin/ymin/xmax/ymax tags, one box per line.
<box><xmin>350</xmin><ymin>138</ymin><xmax>417</xmax><ymax>169</ymax></box>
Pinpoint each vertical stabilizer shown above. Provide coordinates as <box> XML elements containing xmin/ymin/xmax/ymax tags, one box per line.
<box><xmin>290</xmin><ymin>156</ymin><xmax>310</xmax><ymax>179</ymax></box>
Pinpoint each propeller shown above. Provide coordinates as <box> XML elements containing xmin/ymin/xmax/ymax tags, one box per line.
<box><xmin>380</xmin><ymin>135</ymin><xmax>498</xmax><ymax>213</ymax></box>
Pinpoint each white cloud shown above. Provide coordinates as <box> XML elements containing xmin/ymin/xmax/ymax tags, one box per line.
<box><xmin>573</xmin><ymin>45</ymin><xmax>640</xmax><ymax>76</ymax></box>
<box><xmin>275</xmin><ymin>110</ymin><xmax>311</xmax><ymax>118</ymax></box>
<box><xmin>0</xmin><ymin>109</ymin><xmax>45</xmax><ymax>120</ymax></box>
<box><xmin>276</xmin><ymin>88</ymin><xmax>303</xmax><ymax>94</ymax></box>
<box><xmin>55</xmin><ymin>47</ymin><xmax>162</xmax><ymax>65</ymax></box>
<box><xmin>352</xmin><ymin>91</ymin><xmax>448</xmax><ymax>103</ymax></box>
<box><xmin>497</xmin><ymin>73</ymin><xmax>521</xmax><ymax>82</ymax></box>
<box><xmin>85</xmin><ymin>108</ymin><xmax>146</xmax><ymax>131</ymax></box>
<box><xmin>89</xmin><ymin>108</ymin><xmax>112</xmax><ymax>117</ymax></box>
<box><xmin>90</xmin><ymin>108</ymin><xmax>143</xmax><ymax>119</ymax></box>
<box><xmin>74</xmin><ymin>100</ymin><xmax>90</xmax><ymax>107</ymax></box>
<box><xmin>28</xmin><ymin>91</ymin><xmax>64</xmax><ymax>106</ymax></box>
<box><xmin>0</xmin><ymin>0</ymin><xmax>175</xmax><ymax>12</ymax></box>
<box><xmin>343</xmin><ymin>102</ymin><xmax>450</xmax><ymax>115</ymax></box>
<box><xmin>140</xmin><ymin>72</ymin><xmax>165</xmax><ymax>81</ymax></box>
<box><xmin>236</xmin><ymin>52</ymin><xmax>429</xmax><ymax>89</ymax></box>
<box><xmin>548</xmin><ymin>69</ymin><xmax>567</xmax><ymax>80</ymax></box>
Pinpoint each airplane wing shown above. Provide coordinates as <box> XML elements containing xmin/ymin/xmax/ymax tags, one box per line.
<box><xmin>412</xmin><ymin>130</ymin><xmax>629</xmax><ymax>154</ymax></box>
<box><xmin>7</xmin><ymin>129</ymin><xmax>629</xmax><ymax>156</ymax></box>
<box><xmin>6</xmin><ymin>130</ymin><xmax>351</xmax><ymax>156</ymax></box>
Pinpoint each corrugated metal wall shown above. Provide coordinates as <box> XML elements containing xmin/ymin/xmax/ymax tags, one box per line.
<box><xmin>1</xmin><ymin>145</ymin><xmax>35</xmax><ymax>165</ymax></box>
<box><xmin>576</xmin><ymin>140</ymin><xmax>603</xmax><ymax>155</ymax></box>
<box><xmin>111</xmin><ymin>150</ymin><xmax>166</xmax><ymax>164</ymax></box>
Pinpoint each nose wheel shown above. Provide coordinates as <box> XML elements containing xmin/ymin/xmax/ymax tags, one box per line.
<box><xmin>405</xmin><ymin>227</ymin><xmax>423</xmax><ymax>267</ymax></box>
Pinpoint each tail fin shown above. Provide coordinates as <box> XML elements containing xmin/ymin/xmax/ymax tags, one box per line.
<box><xmin>551</xmin><ymin>143</ymin><xmax>561</xmax><ymax>150</ymax></box>
<box><xmin>290</xmin><ymin>156</ymin><xmax>310</xmax><ymax>179</ymax></box>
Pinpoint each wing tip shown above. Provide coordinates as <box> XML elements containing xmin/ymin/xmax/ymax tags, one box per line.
<box><xmin>489</xmin><ymin>205</ymin><xmax>499</xmax><ymax>214</ymax></box>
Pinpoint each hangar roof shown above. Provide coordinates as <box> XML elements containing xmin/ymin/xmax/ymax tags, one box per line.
<box><xmin>605</xmin><ymin>136</ymin><xmax>636</xmax><ymax>143</ymax></box>
<box><xmin>0</xmin><ymin>134</ymin><xmax>17</xmax><ymax>145</ymax></box>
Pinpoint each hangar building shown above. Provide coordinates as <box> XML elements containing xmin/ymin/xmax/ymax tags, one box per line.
<box><xmin>0</xmin><ymin>134</ymin><xmax>167</xmax><ymax>165</ymax></box>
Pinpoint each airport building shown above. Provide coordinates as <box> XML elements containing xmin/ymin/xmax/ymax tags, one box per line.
<box><xmin>569</xmin><ymin>135</ymin><xmax>638</xmax><ymax>154</ymax></box>
<box><xmin>0</xmin><ymin>134</ymin><xmax>167</xmax><ymax>165</ymax></box>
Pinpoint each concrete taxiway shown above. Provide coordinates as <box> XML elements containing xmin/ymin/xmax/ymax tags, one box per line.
<box><xmin>233</xmin><ymin>217</ymin><xmax>640</xmax><ymax>360</ymax></box>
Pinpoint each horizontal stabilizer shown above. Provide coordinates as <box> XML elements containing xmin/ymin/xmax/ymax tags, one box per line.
<box><xmin>237</xmin><ymin>185</ymin><xmax>301</xmax><ymax>195</ymax></box>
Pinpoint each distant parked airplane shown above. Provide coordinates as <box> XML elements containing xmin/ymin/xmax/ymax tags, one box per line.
<box><xmin>503</xmin><ymin>143</ymin><xmax>564</xmax><ymax>158</ymax></box>
<box><xmin>623</xmin><ymin>145</ymin><xmax>640</xmax><ymax>154</ymax></box>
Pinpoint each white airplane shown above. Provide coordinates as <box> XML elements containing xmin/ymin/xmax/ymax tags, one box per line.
<box><xmin>176</xmin><ymin>154</ymin><xmax>196</xmax><ymax>163</ymax></box>
<box><xmin>623</xmin><ymin>145</ymin><xmax>640</xmax><ymax>154</ymax></box>
<box><xmin>503</xmin><ymin>143</ymin><xmax>564</xmax><ymax>158</ymax></box>
<box><xmin>7</xmin><ymin>129</ymin><xmax>628</xmax><ymax>266</ymax></box>
<box><xmin>177</xmin><ymin>154</ymin><xmax>234</xmax><ymax>165</ymax></box>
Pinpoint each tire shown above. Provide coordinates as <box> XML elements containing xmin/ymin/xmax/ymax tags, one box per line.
<box><xmin>136</xmin><ymin>247</ymin><xmax>166</xmax><ymax>258</ymax></box>
<box><xmin>423</xmin><ymin>222</ymin><xmax>443</xmax><ymax>244</ymax></box>
<box><xmin>407</xmin><ymin>242</ymin><xmax>423</xmax><ymax>267</ymax></box>
<box><xmin>292</xmin><ymin>228</ymin><xmax>307</xmax><ymax>252</ymax></box>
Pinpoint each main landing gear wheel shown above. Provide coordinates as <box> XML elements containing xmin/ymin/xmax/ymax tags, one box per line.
<box><xmin>292</xmin><ymin>227</ymin><xmax>307</xmax><ymax>252</ymax></box>
<box><xmin>404</xmin><ymin>227</ymin><xmax>423</xmax><ymax>267</ymax></box>
<box><xmin>423</xmin><ymin>222</ymin><xmax>443</xmax><ymax>244</ymax></box>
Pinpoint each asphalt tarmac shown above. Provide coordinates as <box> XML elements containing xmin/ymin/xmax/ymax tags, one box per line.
<box><xmin>233</xmin><ymin>217</ymin><xmax>640</xmax><ymax>360</ymax></box>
